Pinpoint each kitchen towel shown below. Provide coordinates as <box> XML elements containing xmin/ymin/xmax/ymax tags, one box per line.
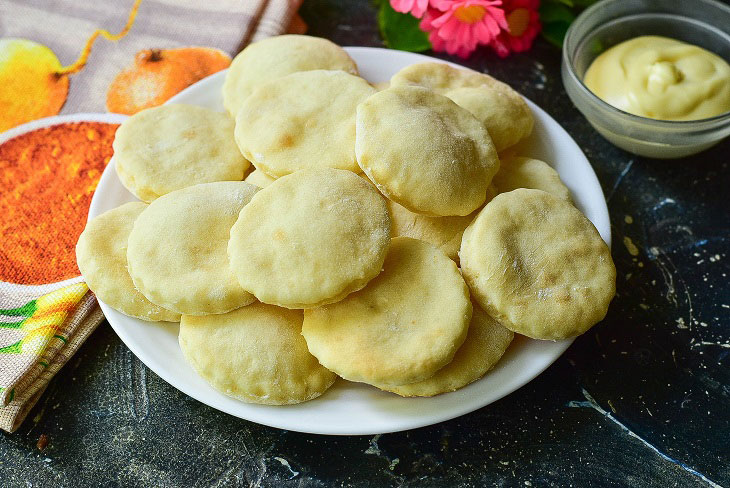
<box><xmin>0</xmin><ymin>0</ymin><xmax>303</xmax><ymax>432</ymax></box>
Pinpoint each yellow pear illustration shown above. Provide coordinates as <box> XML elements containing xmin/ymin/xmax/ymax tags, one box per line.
<box><xmin>0</xmin><ymin>0</ymin><xmax>141</xmax><ymax>132</ymax></box>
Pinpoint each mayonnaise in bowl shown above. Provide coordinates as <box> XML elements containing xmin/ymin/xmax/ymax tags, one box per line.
<box><xmin>584</xmin><ymin>35</ymin><xmax>730</xmax><ymax>121</ymax></box>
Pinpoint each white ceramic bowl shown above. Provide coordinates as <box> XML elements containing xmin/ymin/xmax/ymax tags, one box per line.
<box><xmin>562</xmin><ymin>0</ymin><xmax>730</xmax><ymax>158</ymax></box>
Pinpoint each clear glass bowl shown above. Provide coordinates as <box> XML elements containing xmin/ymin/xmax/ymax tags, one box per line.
<box><xmin>561</xmin><ymin>0</ymin><xmax>730</xmax><ymax>158</ymax></box>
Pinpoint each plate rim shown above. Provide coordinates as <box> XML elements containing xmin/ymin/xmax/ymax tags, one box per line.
<box><xmin>92</xmin><ymin>47</ymin><xmax>610</xmax><ymax>435</ymax></box>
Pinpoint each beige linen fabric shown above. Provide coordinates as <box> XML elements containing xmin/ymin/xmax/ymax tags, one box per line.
<box><xmin>0</xmin><ymin>0</ymin><xmax>301</xmax><ymax>432</ymax></box>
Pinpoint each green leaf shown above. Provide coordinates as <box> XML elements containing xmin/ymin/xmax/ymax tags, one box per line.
<box><xmin>0</xmin><ymin>299</ymin><xmax>37</xmax><ymax>317</ymax></box>
<box><xmin>541</xmin><ymin>21</ymin><xmax>572</xmax><ymax>47</ymax></box>
<box><xmin>544</xmin><ymin>0</ymin><xmax>574</xmax><ymax>7</ymax></box>
<box><xmin>378</xmin><ymin>1</ymin><xmax>431</xmax><ymax>52</ymax></box>
<box><xmin>589</xmin><ymin>37</ymin><xmax>605</xmax><ymax>55</ymax></box>
<box><xmin>539</xmin><ymin>2</ymin><xmax>576</xmax><ymax>24</ymax></box>
<box><xmin>0</xmin><ymin>320</ymin><xmax>25</xmax><ymax>329</ymax></box>
<box><xmin>0</xmin><ymin>340</ymin><xmax>22</xmax><ymax>354</ymax></box>
<box><xmin>539</xmin><ymin>2</ymin><xmax>576</xmax><ymax>47</ymax></box>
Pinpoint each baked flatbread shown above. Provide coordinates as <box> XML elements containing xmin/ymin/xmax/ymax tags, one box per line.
<box><xmin>180</xmin><ymin>303</ymin><xmax>336</xmax><ymax>405</ymax></box>
<box><xmin>127</xmin><ymin>181</ymin><xmax>258</xmax><ymax>315</ymax></box>
<box><xmin>460</xmin><ymin>189</ymin><xmax>615</xmax><ymax>340</ymax></box>
<box><xmin>113</xmin><ymin>104</ymin><xmax>248</xmax><ymax>202</ymax></box>
<box><xmin>302</xmin><ymin>237</ymin><xmax>472</xmax><ymax>386</ymax></box>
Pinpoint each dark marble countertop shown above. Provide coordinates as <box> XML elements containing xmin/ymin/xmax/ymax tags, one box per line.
<box><xmin>1</xmin><ymin>1</ymin><xmax>728</xmax><ymax>486</ymax></box>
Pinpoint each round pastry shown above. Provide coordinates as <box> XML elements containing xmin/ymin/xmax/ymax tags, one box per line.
<box><xmin>492</xmin><ymin>156</ymin><xmax>572</xmax><ymax>202</ymax></box>
<box><xmin>113</xmin><ymin>104</ymin><xmax>248</xmax><ymax>202</ymax></box>
<box><xmin>302</xmin><ymin>237</ymin><xmax>472</xmax><ymax>387</ymax></box>
<box><xmin>223</xmin><ymin>34</ymin><xmax>358</xmax><ymax>116</ymax></box>
<box><xmin>179</xmin><ymin>303</ymin><xmax>336</xmax><ymax>405</ymax></box>
<box><xmin>76</xmin><ymin>202</ymin><xmax>180</xmax><ymax>322</ymax></box>
<box><xmin>127</xmin><ymin>181</ymin><xmax>258</xmax><ymax>315</ymax></box>
<box><xmin>390</xmin><ymin>62</ymin><xmax>533</xmax><ymax>152</ymax></box>
<box><xmin>385</xmin><ymin>184</ymin><xmax>497</xmax><ymax>261</ymax></box>
<box><xmin>356</xmin><ymin>85</ymin><xmax>499</xmax><ymax>216</ymax></box>
<box><xmin>460</xmin><ymin>189</ymin><xmax>616</xmax><ymax>340</ymax></box>
<box><xmin>244</xmin><ymin>168</ymin><xmax>276</xmax><ymax>188</ymax></box>
<box><xmin>376</xmin><ymin>304</ymin><xmax>513</xmax><ymax>397</ymax></box>
<box><xmin>235</xmin><ymin>70</ymin><xmax>375</xmax><ymax>177</ymax></box>
<box><xmin>228</xmin><ymin>168</ymin><xmax>391</xmax><ymax>309</ymax></box>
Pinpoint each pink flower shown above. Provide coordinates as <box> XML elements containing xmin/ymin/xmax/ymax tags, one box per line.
<box><xmin>420</xmin><ymin>0</ymin><xmax>509</xmax><ymax>58</ymax></box>
<box><xmin>489</xmin><ymin>0</ymin><xmax>541</xmax><ymax>57</ymax></box>
<box><xmin>390</xmin><ymin>0</ymin><xmax>430</xmax><ymax>18</ymax></box>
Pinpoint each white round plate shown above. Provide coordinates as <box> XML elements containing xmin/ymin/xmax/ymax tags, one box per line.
<box><xmin>89</xmin><ymin>47</ymin><xmax>610</xmax><ymax>435</ymax></box>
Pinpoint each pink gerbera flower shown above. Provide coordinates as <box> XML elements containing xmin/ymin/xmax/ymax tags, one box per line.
<box><xmin>391</xmin><ymin>0</ymin><xmax>431</xmax><ymax>18</ymax></box>
<box><xmin>489</xmin><ymin>0</ymin><xmax>541</xmax><ymax>57</ymax></box>
<box><xmin>420</xmin><ymin>0</ymin><xmax>509</xmax><ymax>58</ymax></box>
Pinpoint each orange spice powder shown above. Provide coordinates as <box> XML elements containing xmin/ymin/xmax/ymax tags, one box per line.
<box><xmin>0</xmin><ymin>122</ymin><xmax>119</xmax><ymax>284</ymax></box>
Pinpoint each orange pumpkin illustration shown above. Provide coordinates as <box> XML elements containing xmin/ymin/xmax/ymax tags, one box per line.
<box><xmin>106</xmin><ymin>47</ymin><xmax>231</xmax><ymax>115</ymax></box>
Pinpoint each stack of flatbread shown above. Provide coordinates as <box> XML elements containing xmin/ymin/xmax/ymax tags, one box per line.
<box><xmin>76</xmin><ymin>35</ymin><xmax>616</xmax><ymax>405</ymax></box>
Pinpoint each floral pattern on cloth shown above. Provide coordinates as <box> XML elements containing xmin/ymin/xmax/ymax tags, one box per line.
<box><xmin>0</xmin><ymin>283</ymin><xmax>88</xmax><ymax>403</ymax></box>
<box><xmin>0</xmin><ymin>281</ymin><xmax>103</xmax><ymax>432</ymax></box>
<box><xmin>0</xmin><ymin>117</ymin><xmax>121</xmax><ymax>432</ymax></box>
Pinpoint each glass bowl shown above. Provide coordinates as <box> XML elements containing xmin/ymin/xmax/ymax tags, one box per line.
<box><xmin>561</xmin><ymin>0</ymin><xmax>730</xmax><ymax>159</ymax></box>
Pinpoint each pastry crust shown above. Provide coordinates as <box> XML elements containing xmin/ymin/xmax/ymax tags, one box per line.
<box><xmin>302</xmin><ymin>237</ymin><xmax>472</xmax><ymax>387</ymax></box>
<box><xmin>492</xmin><ymin>155</ymin><xmax>572</xmax><ymax>202</ymax></box>
<box><xmin>113</xmin><ymin>104</ymin><xmax>248</xmax><ymax>202</ymax></box>
<box><xmin>235</xmin><ymin>70</ymin><xmax>375</xmax><ymax>177</ymax></box>
<box><xmin>356</xmin><ymin>85</ymin><xmax>499</xmax><ymax>216</ymax></box>
<box><xmin>223</xmin><ymin>34</ymin><xmax>358</xmax><ymax>116</ymax></box>
<box><xmin>76</xmin><ymin>202</ymin><xmax>180</xmax><ymax>322</ymax></box>
<box><xmin>376</xmin><ymin>304</ymin><xmax>513</xmax><ymax>397</ymax></box>
<box><xmin>244</xmin><ymin>168</ymin><xmax>275</xmax><ymax>188</ymax></box>
<box><xmin>460</xmin><ymin>189</ymin><xmax>616</xmax><ymax>340</ymax></box>
<box><xmin>127</xmin><ymin>181</ymin><xmax>258</xmax><ymax>315</ymax></box>
<box><xmin>180</xmin><ymin>303</ymin><xmax>336</xmax><ymax>405</ymax></box>
<box><xmin>385</xmin><ymin>186</ymin><xmax>497</xmax><ymax>261</ymax></box>
<box><xmin>228</xmin><ymin>168</ymin><xmax>391</xmax><ymax>309</ymax></box>
<box><xmin>390</xmin><ymin>62</ymin><xmax>533</xmax><ymax>152</ymax></box>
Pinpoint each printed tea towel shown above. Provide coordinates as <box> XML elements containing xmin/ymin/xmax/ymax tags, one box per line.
<box><xmin>0</xmin><ymin>0</ymin><xmax>303</xmax><ymax>432</ymax></box>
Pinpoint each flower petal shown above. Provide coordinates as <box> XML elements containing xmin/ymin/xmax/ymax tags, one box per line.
<box><xmin>472</xmin><ymin>19</ymin><xmax>494</xmax><ymax>43</ymax></box>
<box><xmin>412</xmin><ymin>0</ymin><xmax>430</xmax><ymax>17</ymax></box>
<box><xmin>390</xmin><ymin>0</ymin><xmax>414</xmax><ymax>14</ymax></box>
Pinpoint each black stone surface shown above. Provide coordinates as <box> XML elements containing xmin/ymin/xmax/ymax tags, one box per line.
<box><xmin>2</xmin><ymin>1</ymin><xmax>729</xmax><ymax>486</ymax></box>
